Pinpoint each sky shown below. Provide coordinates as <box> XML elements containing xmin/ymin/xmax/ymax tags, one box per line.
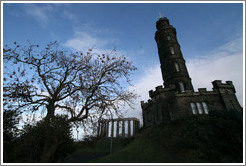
<box><xmin>2</xmin><ymin>2</ymin><xmax>244</xmax><ymax>138</ymax></box>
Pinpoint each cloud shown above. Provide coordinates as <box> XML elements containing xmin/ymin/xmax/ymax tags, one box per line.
<box><xmin>63</xmin><ymin>28</ymin><xmax>123</xmax><ymax>58</ymax></box>
<box><xmin>8</xmin><ymin>4</ymin><xmax>78</xmax><ymax>27</ymax></box>
<box><xmin>187</xmin><ymin>37</ymin><xmax>243</xmax><ymax>105</ymax></box>
<box><xmin>62</xmin><ymin>20</ymin><xmax>121</xmax><ymax>54</ymax></box>
<box><xmin>124</xmin><ymin>37</ymin><xmax>243</xmax><ymax>122</ymax></box>
<box><xmin>63</xmin><ymin>31</ymin><xmax>109</xmax><ymax>52</ymax></box>
<box><xmin>22</xmin><ymin>4</ymin><xmax>53</xmax><ymax>27</ymax></box>
<box><xmin>188</xmin><ymin>54</ymin><xmax>243</xmax><ymax>96</ymax></box>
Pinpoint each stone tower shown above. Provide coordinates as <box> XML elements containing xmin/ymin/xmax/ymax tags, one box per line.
<box><xmin>155</xmin><ymin>17</ymin><xmax>194</xmax><ymax>92</ymax></box>
<box><xmin>141</xmin><ymin>17</ymin><xmax>243</xmax><ymax>127</ymax></box>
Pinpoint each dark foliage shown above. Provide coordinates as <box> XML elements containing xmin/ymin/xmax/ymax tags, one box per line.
<box><xmin>3</xmin><ymin>109</ymin><xmax>20</xmax><ymax>162</ymax></box>
<box><xmin>4</xmin><ymin>115</ymin><xmax>75</xmax><ymax>163</ymax></box>
<box><xmin>82</xmin><ymin>135</ymin><xmax>100</xmax><ymax>150</ymax></box>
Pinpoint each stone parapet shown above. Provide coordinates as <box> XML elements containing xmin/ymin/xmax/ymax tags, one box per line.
<box><xmin>176</xmin><ymin>89</ymin><xmax>218</xmax><ymax>98</ymax></box>
<box><xmin>212</xmin><ymin>80</ymin><xmax>236</xmax><ymax>92</ymax></box>
<box><xmin>98</xmin><ymin>117</ymin><xmax>140</xmax><ymax>122</ymax></box>
<box><xmin>149</xmin><ymin>85</ymin><xmax>176</xmax><ymax>98</ymax></box>
<box><xmin>141</xmin><ymin>99</ymin><xmax>153</xmax><ymax>110</ymax></box>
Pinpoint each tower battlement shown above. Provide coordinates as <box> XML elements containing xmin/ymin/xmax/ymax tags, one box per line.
<box><xmin>212</xmin><ymin>80</ymin><xmax>236</xmax><ymax>92</ymax></box>
<box><xmin>141</xmin><ymin>99</ymin><xmax>152</xmax><ymax>110</ymax></box>
<box><xmin>148</xmin><ymin>84</ymin><xmax>176</xmax><ymax>98</ymax></box>
<box><xmin>149</xmin><ymin>85</ymin><xmax>164</xmax><ymax>98</ymax></box>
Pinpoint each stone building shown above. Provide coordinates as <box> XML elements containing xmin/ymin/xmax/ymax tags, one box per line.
<box><xmin>141</xmin><ymin>17</ymin><xmax>243</xmax><ymax>127</ymax></box>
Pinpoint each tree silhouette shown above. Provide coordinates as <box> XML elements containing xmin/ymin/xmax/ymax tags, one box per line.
<box><xmin>3</xmin><ymin>108</ymin><xmax>20</xmax><ymax>162</ymax></box>
<box><xmin>3</xmin><ymin>41</ymin><xmax>137</xmax><ymax>162</ymax></box>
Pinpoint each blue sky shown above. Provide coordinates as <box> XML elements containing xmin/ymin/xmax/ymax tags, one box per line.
<box><xmin>2</xmin><ymin>2</ymin><xmax>244</xmax><ymax>128</ymax></box>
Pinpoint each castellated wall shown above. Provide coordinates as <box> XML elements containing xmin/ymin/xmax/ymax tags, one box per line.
<box><xmin>141</xmin><ymin>80</ymin><xmax>242</xmax><ymax>127</ymax></box>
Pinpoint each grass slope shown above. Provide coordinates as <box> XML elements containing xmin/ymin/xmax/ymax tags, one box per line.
<box><xmin>65</xmin><ymin>137</ymin><xmax>133</xmax><ymax>163</ymax></box>
<box><xmin>93</xmin><ymin>112</ymin><xmax>243</xmax><ymax>163</ymax></box>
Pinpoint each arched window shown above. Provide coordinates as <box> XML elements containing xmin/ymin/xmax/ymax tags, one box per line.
<box><xmin>167</xmin><ymin>36</ymin><xmax>171</xmax><ymax>41</ymax></box>
<box><xmin>174</xmin><ymin>62</ymin><xmax>180</xmax><ymax>72</ymax></box>
<box><xmin>178</xmin><ymin>82</ymin><xmax>185</xmax><ymax>93</ymax></box>
<box><xmin>170</xmin><ymin>47</ymin><xmax>175</xmax><ymax>54</ymax></box>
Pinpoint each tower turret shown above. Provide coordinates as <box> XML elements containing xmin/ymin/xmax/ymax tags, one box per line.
<box><xmin>155</xmin><ymin>17</ymin><xmax>194</xmax><ymax>92</ymax></box>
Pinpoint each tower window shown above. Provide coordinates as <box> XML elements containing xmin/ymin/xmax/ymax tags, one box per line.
<box><xmin>174</xmin><ymin>62</ymin><xmax>180</xmax><ymax>72</ymax></box>
<box><xmin>191</xmin><ymin>102</ymin><xmax>209</xmax><ymax>115</ymax></box>
<box><xmin>170</xmin><ymin>47</ymin><xmax>175</xmax><ymax>54</ymax></box>
<box><xmin>190</xmin><ymin>103</ymin><xmax>197</xmax><ymax>114</ymax></box>
<box><xmin>167</xmin><ymin>36</ymin><xmax>171</xmax><ymax>41</ymax></box>
<box><xmin>178</xmin><ymin>82</ymin><xmax>185</xmax><ymax>93</ymax></box>
<box><xmin>196</xmin><ymin>102</ymin><xmax>203</xmax><ymax>114</ymax></box>
<box><xmin>202</xmin><ymin>102</ymin><xmax>209</xmax><ymax>114</ymax></box>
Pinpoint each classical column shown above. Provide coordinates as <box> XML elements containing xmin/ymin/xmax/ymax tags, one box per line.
<box><xmin>111</xmin><ymin>120</ymin><xmax>114</xmax><ymax>137</ymax></box>
<box><xmin>128</xmin><ymin>120</ymin><xmax>131</xmax><ymax>137</ymax></box>
<box><xmin>136</xmin><ymin>120</ymin><xmax>140</xmax><ymax>131</ymax></box>
<box><xmin>106</xmin><ymin>121</ymin><xmax>109</xmax><ymax>137</ymax></box>
<box><xmin>103</xmin><ymin>122</ymin><xmax>107</xmax><ymax>137</ymax></box>
<box><xmin>102</xmin><ymin>122</ymin><xmax>106</xmax><ymax>137</ymax></box>
<box><xmin>97</xmin><ymin>121</ymin><xmax>101</xmax><ymax>137</ymax></box>
<box><xmin>101</xmin><ymin>122</ymin><xmax>104</xmax><ymax>137</ymax></box>
<box><xmin>132</xmin><ymin>120</ymin><xmax>136</xmax><ymax>136</ymax></box>
<box><xmin>116</xmin><ymin>120</ymin><xmax>119</xmax><ymax>137</ymax></box>
<box><xmin>122</xmin><ymin>120</ymin><xmax>125</xmax><ymax>138</ymax></box>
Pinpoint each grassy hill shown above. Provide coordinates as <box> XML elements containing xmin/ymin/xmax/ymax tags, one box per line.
<box><xmin>64</xmin><ymin>137</ymin><xmax>133</xmax><ymax>162</ymax></box>
<box><xmin>66</xmin><ymin>111</ymin><xmax>243</xmax><ymax>163</ymax></box>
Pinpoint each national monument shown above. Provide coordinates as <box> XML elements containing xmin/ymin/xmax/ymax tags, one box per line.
<box><xmin>141</xmin><ymin>17</ymin><xmax>243</xmax><ymax>127</ymax></box>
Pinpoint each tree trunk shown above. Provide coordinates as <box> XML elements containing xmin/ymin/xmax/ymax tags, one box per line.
<box><xmin>40</xmin><ymin>101</ymin><xmax>58</xmax><ymax>163</ymax></box>
<box><xmin>46</xmin><ymin>101</ymin><xmax>55</xmax><ymax>121</ymax></box>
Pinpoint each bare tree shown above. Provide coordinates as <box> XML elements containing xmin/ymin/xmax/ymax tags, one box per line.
<box><xmin>3</xmin><ymin>41</ymin><xmax>137</xmax><ymax>162</ymax></box>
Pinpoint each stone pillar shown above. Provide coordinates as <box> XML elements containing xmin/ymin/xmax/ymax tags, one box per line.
<box><xmin>116</xmin><ymin>120</ymin><xmax>119</xmax><ymax>137</ymax></box>
<box><xmin>102</xmin><ymin>122</ymin><xmax>106</xmax><ymax>137</ymax></box>
<box><xmin>111</xmin><ymin>120</ymin><xmax>114</xmax><ymax>137</ymax></box>
<box><xmin>136</xmin><ymin>120</ymin><xmax>139</xmax><ymax>131</ymax></box>
<box><xmin>100</xmin><ymin>122</ymin><xmax>104</xmax><ymax>137</ymax></box>
<box><xmin>132</xmin><ymin>120</ymin><xmax>136</xmax><ymax>136</ymax></box>
<box><xmin>128</xmin><ymin>120</ymin><xmax>131</xmax><ymax>137</ymax></box>
<box><xmin>97</xmin><ymin>122</ymin><xmax>101</xmax><ymax>137</ymax></box>
<box><xmin>122</xmin><ymin>120</ymin><xmax>125</xmax><ymax>138</ymax></box>
<box><xmin>106</xmin><ymin>121</ymin><xmax>109</xmax><ymax>137</ymax></box>
<box><xmin>104</xmin><ymin>122</ymin><xmax>107</xmax><ymax>137</ymax></box>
